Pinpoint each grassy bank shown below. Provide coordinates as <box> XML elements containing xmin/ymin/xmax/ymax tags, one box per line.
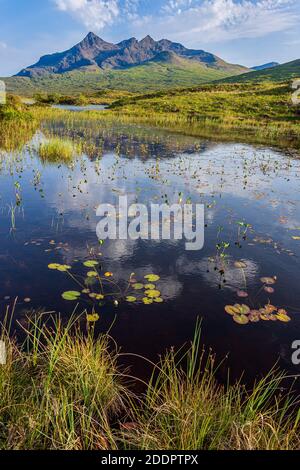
<box><xmin>32</xmin><ymin>81</ymin><xmax>300</xmax><ymax>150</ymax></box>
<box><xmin>0</xmin><ymin>96</ymin><xmax>37</xmax><ymax>151</ymax></box>
<box><xmin>1</xmin><ymin>314</ymin><xmax>300</xmax><ymax>450</ymax></box>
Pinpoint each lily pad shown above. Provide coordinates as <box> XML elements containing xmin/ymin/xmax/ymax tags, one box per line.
<box><xmin>48</xmin><ymin>263</ymin><xmax>71</xmax><ymax>272</ymax></box>
<box><xmin>145</xmin><ymin>289</ymin><xmax>161</xmax><ymax>299</ymax></box>
<box><xmin>225</xmin><ymin>305</ymin><xmax>240</xmax><ymax>315</ymax></box>
<box><xmin>104</xmin><ymin>272</ymin><xmax>113</xmax><ymax>278</ymax></box>
<box><xmin>87</xmin><ymin>271</ymin><xmax>98</xmax><ymax>278</ymax></box>
<box><xmin>126</xmin><ymin>296</ymin><xmax>137</xmax><ymax>302</ymax></box>
<box><xmin>143</xmin><ymin>298</ymin><xmax>153</xmax><ymax>305</ymax></box>
<box><xmin>144</xmin><ymin>274</ymin><xmax>160</xmax><ymax>282</ymax></box>
<box><xmin>84</xmin><ymin>260</ymin><xmax>99</xmax><ymax>268</ymax></box>
<box><xmin>48</xmin><ymin>263</ymin><xmax>60</xmax><ymax>270</ymax></box>
<box><xmin>144</xmin><ymin>284</ymin><xmax>156</xmax><ymax>290</ymax></box>
<box><xmin>237</xmin><ymin>290</ymin><xmax>248</xmax><ymax>298</ymax></box>
<box><xmin>260</xmin><ymin>277</ymin><xmax>276</xmax><ymax>285</ymax></box>
<box><xmin>276</xmin><ymin>309</ymin><xmax>291</xmax><ymax>322</ymax></box>
<box><xmin>233</xmin><ymin>314</ymin><xmax>249</xmax><ymax>325</ymax></box>
<box><xmin>154</xmin><ymin>298</ymin><xmax>163</xmax><ymax>303</ymax></box>
<box><xmin>62</xmin><ymin>291</ymin><xmax>81</xmax><ymax>301</ymax></box>
<box><xmin>234</xmin><ymin>261</ymin><xmax>247</xmax><ymax>269</ymax></box>
<box><xmin>133</xmin><ymin>283</ymin><xmax>144</xmax><ymax>290</ymax></box>
<box><xmin>264</xmin><ymin>286</ymin><xmax>275</xmax><ymax>294</ymax></box>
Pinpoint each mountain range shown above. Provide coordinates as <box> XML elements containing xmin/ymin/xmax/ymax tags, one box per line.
<box><xmin>16</xmin><ymin>32</ymin><xmax>247</xmax><ymax>77</ymax></box>
<box><xmin>1</xmin><ymin>33</ymin><xmax>298</xmax><ymax>97</ymax></box>
<box><xmin>251</xmin><ymin>62</ymin><xmax>279</xmax><ymax>71</ymax></box>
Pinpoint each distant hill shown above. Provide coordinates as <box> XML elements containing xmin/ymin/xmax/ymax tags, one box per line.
<box><xmin>251</xmin><ymin>62</ymin><xmax>279</xmax><ymax>71</ymax></box>
<box><xmin>16</xmin><ymin>32</ymin><xmax>248</xmax><ymax>78</ymax></box>
<box><xmin>223</xmin><ymin>59</ymin><xmax>300</xmax><ymax>83</ymax></box>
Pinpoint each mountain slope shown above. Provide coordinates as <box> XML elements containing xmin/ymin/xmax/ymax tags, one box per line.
<box><xmin>16</xmin><ymin>32</ymin><xmax>248</xmax><ymax>77</ymax></box>
<box><xmin>223</xmin><ymin>59</ymin><xmax>300</xmax><ymax>83</ymax></box>
<box><xmin>251</xmin><ymin>62</ymin><xmax>279</xmax><ymax>71</ymax></box>
<box><xmin>3</xmin><ymin>58</ymin><xmax>241</xmax><ymax>95</ymax></box>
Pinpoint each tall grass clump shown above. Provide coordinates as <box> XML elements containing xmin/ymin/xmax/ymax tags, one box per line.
<box><xmin>38</xmin><ymin>137</ymin><xmax>81</xmax><ymax>163</ymax></box>
<box><xmin>0</xmin><ymin>313</ymin><xmax>128</xmax><ymax>450</ymax></box>
<box><xmin>121</xmin><ymin>324</ymin><xmax>300</xmax><ymax>450</ymax></box>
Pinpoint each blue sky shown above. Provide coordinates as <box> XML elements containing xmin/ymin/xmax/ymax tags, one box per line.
<box><xmin>0</xmin><ymin>0</ymin><xmax>299</xmax><ymax>75</ymax></box>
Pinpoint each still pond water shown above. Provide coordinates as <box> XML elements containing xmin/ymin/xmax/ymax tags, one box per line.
<box><xmin>1</xmin><ymin>117</ymin><xmax>300</xmax><ymax>384</ymax></box>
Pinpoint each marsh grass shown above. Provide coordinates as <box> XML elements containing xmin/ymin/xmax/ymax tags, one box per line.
<box><xmin>122</xmin><ymin>324</ymin><xmax>300</xmax><ymax>450</ymax></box>
<box><xmin>32</xmin><ymin>81</ymin><xmax>300</xmax><ymax>149</ymax></box>
<box><xmin>38</xmin><ymin>137</ymin><xmax>81</xmax><ymax>163</ymax></box>
<box><xmin>0</xmin><ymin>99</ymin><xmax>37</xmax><ymax>152</ymax></box>
<box><xmin>0</xmin><ymin>312</ymin><xmax>128</xmax><ymax>450</ymax></box>
<box><xmin>1</xmin><ymin>314</ymin><xmax>300</xmax><ymax>450</ymax></box>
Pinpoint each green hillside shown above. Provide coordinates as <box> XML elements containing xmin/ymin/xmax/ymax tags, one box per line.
<box><xmin>1</xmin><ymin>59</ymin><xmax>246</xmax><ymax>96</ymax></box>
<box><xmin>222</xmin><ymin>59</ymin><xmax>300</xmax><ymax>83</ymax></box>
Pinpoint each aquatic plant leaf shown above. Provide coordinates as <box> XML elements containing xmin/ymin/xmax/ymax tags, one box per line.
<box><xmin>144</xmin><ymin>274</ymin><xmax>160</xmax><ymax>282</ymax></box>
<box><xmin>144</xmin><ymin>284</ymin><xmax>156</xmax><ymax>290</ymax></box>
<box><xmin>233</xmin><ymin>314</ymin><xmax>249</xmax><ymax>325</ymax></box>
<box><xmin>48</xmin><ymin>263</ymin><xmax>60</xmax><ymax>270</ymax></box>
<box><xmin>264</xmin><ymin>286</ymin><xmax>275</xmax><ymax>294</ymax></box>
<box><xmin>264</xmin><ymin>304</ymin><xmax>277</xmax><ymax>314</ymax></box>
<box><xmin>145</xmin><ymin>289</ymin><xmax>161</xmax><ymax>299</ymax></box>
<box><xmin>276</xmin><ymin>312</ymin><xmax>291</xmax><ymax>322</ymax></box>
<box><xmin>237</xmin><ymin>290</ymin><xmax>248</xmax><ymax>298</ymax></box>
<box><xmin>154</xmin><ymin>298</ymin><xmax>163</xmax><ymax>303</ymax></box>
<box><xmin>234</xmin><ymin>261</ymin><xmax>247</xmax><ymax>269</ymax></box>
<box><xmin>62</xmin><ymin>291</ymin><xmax>81</xmax><ymax>301</ymax></box>
<box><xmin>87</xmin><ymin>271</ymin><xmax>98</xmax><ymax>277</ymax></box>
<box><xmin>292</xmin><ymin>236</ymin><xmax>300</xmax><ymax>240</ymax></box>
<box><xmin>48</xmin><ymin>263</ymin><xmax>70</xmax><ymax>272</ymax></box>
<box><xmin>238</xmin><ymin>304</ymin><xmax>250</xmax><ymax>315</ymax></box>
<box><xmin>276</xmin><ymin>309</ymin><xmax>291</xmax><ymax>322</ymax></box>
<box><xmin>57</xmin><ymin>265</ymin><xmax>71</xmax><ymax>272</ymax></box>
<box><xmin>260</xmin><ymin>277</ymin><xmax>276</xmax><ymax>285</ymax></box>
<box><xmin>83</xmin><ymin>260</ymin><xmax>99</xmax><ymax>268</ymax></box>
<box><xmin>260</xmin><ymin>313</ymin><xmax>271</xmax><ymax>321</ymax></box>
<box><xmin>126</xmin><ymin>296</ymin><xmax>137</xmax><ymax>302</ymax></box>
<box><xmin>133</xmin><ymin>283</ymin><xmax>144</xmax><ymax>290</ymax></box>
<box><xmin>249</xmin><ymin>312</ymin><xmax>260</xmax><ymax>323</ymax></box>
<box><xmin>225</xmin><ymin>305</ymin><xmax>240</xmax><ymax>315</ymax></box>
<box><xmin>143</xmin><ymin>298</ymin><xmax>153</xmax><ymax>305</ymax></box>
<box><xmin>86</xmin><ymin>313</ymin><xmax>100</xmax><ymax>322</ymax></box>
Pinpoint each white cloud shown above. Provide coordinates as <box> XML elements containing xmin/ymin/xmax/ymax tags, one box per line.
<box><xmin>0</xmin><ymin>41</ymin><xmax>7</xmax><ymax>49</ymax></box>
<box><xmin>54</xmin><ymin>0</ymin><xmax>120</xmax><ymax>30</ymax></box>
<box><xmin>134</xmin><ymin>0</ymin><xmax>299</xmax><ymax>45</ymax></box>
<box><xmin>51</xmin><ymin>0</ymin><xmax>299</xmax><ymax>53</ymax></box>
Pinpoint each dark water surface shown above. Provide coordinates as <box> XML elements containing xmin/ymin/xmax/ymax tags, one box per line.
<box><xmin>1</xmin><ymin>120</ymin><xmax>300</xmax><ymax>384</ymax></box>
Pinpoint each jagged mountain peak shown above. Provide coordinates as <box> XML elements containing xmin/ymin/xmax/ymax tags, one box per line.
<box><xmin>16</xmin><ymin>33</ymin><xmax>248</xmax><ymax>77</ymax></box>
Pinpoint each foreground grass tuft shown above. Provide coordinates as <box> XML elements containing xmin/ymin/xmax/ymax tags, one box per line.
<box><xmin>0</xmin><ymin>315</ymin><xmax>127</xmax><ymax>450</ymax></box>
<box><xmin>1</xmin><ymin>316</ymin><xmax>300</xmax><ymax>450</ymax></box>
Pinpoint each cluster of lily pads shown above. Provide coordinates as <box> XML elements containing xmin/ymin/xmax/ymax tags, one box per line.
<box><xmin>48</xmin><ymin>261</ymin><xmax>164</xmax><ymax>322</ymax></box>
<box><xmin>126</xmin><ymin>274</ymin><xmax>163</xmax><ymax>305</ymax></box>
<box><xmin>225</xmin><ymin>303</ymin><xmax>291</xmax><ymax>325</ymax></box>
<box><xmin>225</xmin><ymin>273</ymin><xmax>291</xmax><ymax>325</ymax></box>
